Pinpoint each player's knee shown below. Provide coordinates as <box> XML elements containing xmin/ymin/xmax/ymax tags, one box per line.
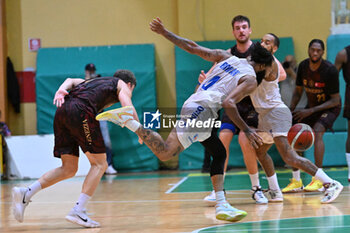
<box><xmin>62</xmin><ymin>164</ymin><xmax>78</xmax><ymax>178</ymax></box>
<box><xmin>314</xmin><ymin>132</ymin><xmax>324</xmax><ymax>142</ymax></box>
<box><xmin>255</xmin><ymin>151</ymin><xmax>266</xmax><ymax>161</ymax></box>
<box><xmin>238</xmin><ymin>132</ymin><xmax>249</xmax><ymax>146</ymax></box>
<box><xmin>97</xmin><ymin>160</ymin><xmax>108</xmax><ymax>172</ymax></box>
<box><xmin>210</xmin><ymin>146</ymin><xmax>226</xmax><ymax>176</ymax></box>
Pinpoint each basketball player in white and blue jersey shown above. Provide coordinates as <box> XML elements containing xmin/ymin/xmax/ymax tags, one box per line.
<box><xmin>96</xmin><ymin>17</ymin><xmax>273</xmax><ymax>222</ymax></box>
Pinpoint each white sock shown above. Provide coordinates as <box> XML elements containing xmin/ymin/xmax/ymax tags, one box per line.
<box><xmin>292</xmin><ymin>170</ymin><xmax>301</xmax><ymax>181</ymax></box>
<box><xmin>346</xmin><ymin>153</ymin><xmax>350</xmax><ymax>178</ymax></box>
<box><xmin>267</xmin><ymin>173</ymin><xmax>280</xmax><ymax>190</ymax></box>
<box><xmin>25</xmin><ymin>181</ymin><xmax>42</xmax><ymax>202</ymax></box>
<box><xmin>215</xmin><ymin>191</ymin><xmax>226</xmax><ymax>204</ymax></box>
<box><xmin>125</xmin><ymin>119</ymin><xmax>141</xmax><ymax>132</ymax></box>
<box><xmin>74</xmin><ymin>193</ymin><xmax>91</xmax><ymax>212</ymax></box>
<box><xmin>249</xmin><ymin>172</ymin><xmax>260</xmax><ymax>188</ymax></box>
<box><xmin>314</xmin><ymin>168</ymin><xmax>332</xmax><ymax>184</ymax></box>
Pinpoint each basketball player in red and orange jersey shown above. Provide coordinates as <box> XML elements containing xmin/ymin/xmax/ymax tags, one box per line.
<box><xmin>283</xmin><ymin>39</ymin><xmax>341</xmax><ymax>193</ymax></box>
<box><xmin>12</xmin><ymin>70</ymin><xmax>140</xmax><ymax>228</ymax></box>
<box><xmin>335</xmin><ymin>44</ymin><xmax>350</xmax><ymax>182</ymax></box>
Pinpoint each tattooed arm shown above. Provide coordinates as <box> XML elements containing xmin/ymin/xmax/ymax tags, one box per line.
<box><xmin>150</xmin><ymin>17</ymin><xmax>230</xmax><ymax>63</ymax></box>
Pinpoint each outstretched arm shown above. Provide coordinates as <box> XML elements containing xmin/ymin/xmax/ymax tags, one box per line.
<box><xmin>53</xmin><ymin>78</ymin><xmax>85</xmax><ymax>107</ymax></box>
<box><xmin>118</xmin><ymin>82</ymin><xmax>140</xmax><ymax>123</ymax></box>
<box><xmin>118</xmin><ymin>81</ymin><xmax>143</xmax><ymax>144</ymax></box>
<box><xmin>150</xmin><ymin>17</ymin><xmax>230</xmax><ymax>63</ymax></box>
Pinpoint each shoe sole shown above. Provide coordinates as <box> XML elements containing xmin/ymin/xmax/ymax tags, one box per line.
<box><xmin>282</xmin><ymin>188</ymin><xmax>304</xmax><ymax>193</ymax></box>
<box><xmin>216</xmin><ymin>211</ymin><xmax>247</xmax><ymax>222</ymax></box>
<box><xmin>321</xmin><ymin>184</ymin><xmax>344</xmax><ymax>204</ymax></box>
<box><xmin>12</xmin><ymin>187</ymin><xmax>25</xmax><ymax>223</ymax></box>
<box><xmin>65</xmin><ymin>215</ymin><xmax>100</xmax><ymax>228</ymax></box>
<box><xmin>269</xmin><ymin>199</ymin><xmax>283</xmax><ymax>202</ymax></box>
<box><xmin>203</xmin><ymin>199</ymin><xmax>216</xmax><ymax>206</ymax></box>
<box><xmin>255</xmin><ymin>201</ymin><xmax>268</xmax><ymax>204</ymax></box>
<box><xmin>96</xmin><ymin>106</ymin><xmax>133</xmax><ymax>122</ymax></box>
<box><xmin>304</xmin><ymin>188</ymin><xmax>322</xmax><ymax>192</ymax></box>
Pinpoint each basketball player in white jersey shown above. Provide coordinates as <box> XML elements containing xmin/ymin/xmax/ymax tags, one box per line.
<box><xmin>97</xmin><ymin>17</ymin><xmax>273</xmax><ymax>222</ymax></box>
<box><xmin>203</xmin><ymin>32</ymin><xmax>286</xmax><ymax>205</ymax></box>
<box><xmin>246</xmin><ymin>34</ymin><xmax>343</xmax><ymax>204</ymax></box>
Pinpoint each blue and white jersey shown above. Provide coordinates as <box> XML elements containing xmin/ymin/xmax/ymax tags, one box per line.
<box><xmin>184</xmin><ymin>56</ymin><xmax>256</xmax><ymax>115</ymax></box>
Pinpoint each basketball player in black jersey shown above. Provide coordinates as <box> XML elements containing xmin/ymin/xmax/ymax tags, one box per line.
<box><xmin>283</xmin><ymin>39</ymin><xmax>341</xmax><ymax>193</ymax></box>
<box><xmin>12</xmin><ymin>70</ymin><xmax>139</xmax><ymax>228</ymax></box>
<box><xmin>335</xmin><ymin>44</ymin><xmax>350</xmax><ymax>182</ymax></box>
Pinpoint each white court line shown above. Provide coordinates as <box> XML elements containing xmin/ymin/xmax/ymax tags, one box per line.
<box><xmin>3</xmin><ymin>191</ymin><xmax>350</xmax><ymax>205</ymax></box>
<box><xmin>0</xmin><ymin>196</ymin><xmax>253</xmax><ymax>205</ymax></box>
<box><xmin>191</xmin><ymin>215</ymin><xmax>350</xmax><ymax>233</ymax></box>
<box><xmin>165</xmin><ymin>176</ymin><xmax>188</xmax><ymax>194</ymax></box>
<box><xmin>192</xmin><ymin>225</ymin><xmax>350</xmax><ymax>233</ymax></box>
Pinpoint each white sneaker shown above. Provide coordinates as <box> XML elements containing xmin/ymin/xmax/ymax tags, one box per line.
<box><xmin>265</xmin><ymin>189</ymin><xmax>283</xmax><ymax>202</ymax></box>
<box><xmin>321</xmin><ymin>180</ymin><xmax>343</xmax><ymax>204</ymax></box>
<box><xmin>105</xmin><ymin>165</ymin><xmax>117</xmax><ymax>175</ymax></box>
<box><xmin>65</xmin><ymin>208</ymin><xmax>100</xmax><ymax>228</ymax></box>
<box><xmin>203</xmin><ymin>190</ymin><xmax>216</xmax><ymax>205</ymax></box>
<box><xmin>12</xmin><ymin>187</ymin><xmax>30</xmax><ymax>223</ymax></box>
<box><xmin>215</xmin><ymin>202</ymin><xmax>247</xmax><ymax>222</ymax></box>
<box><xmin>251</xmin><ymin>186</ymin><xmax>268</xmax><ymax>204</ymax></box>
<box><xmin>96</xmin><ymin>106</ymin><xmax>134</xmax><ymax>127</ymax></box>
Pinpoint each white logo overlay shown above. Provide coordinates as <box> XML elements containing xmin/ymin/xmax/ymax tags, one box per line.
<box><xmin>143</xmin><ymin>108</ymin><xmax>221</xmax><ymax>130</ymax></box>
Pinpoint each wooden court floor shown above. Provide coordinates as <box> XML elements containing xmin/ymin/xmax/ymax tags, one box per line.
<box><xmin>1</xmin><ymin>168</ymin><xmax>349</xmax><ymax>233</ymax></box>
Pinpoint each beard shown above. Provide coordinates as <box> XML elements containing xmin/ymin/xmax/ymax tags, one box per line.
<box><xmin>236</xmin><ymin>36</ymin><xmax>249</xmax><ymax>44</ymax></box>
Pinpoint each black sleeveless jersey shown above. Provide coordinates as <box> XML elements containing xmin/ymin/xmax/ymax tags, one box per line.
<box><xmin>67</xmin><ymin>77</ymin><xmax>119</xmax><ymax>113</ymax></box>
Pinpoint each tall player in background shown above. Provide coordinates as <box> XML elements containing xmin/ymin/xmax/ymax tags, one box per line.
<box><xmin>335</xmin><ymin>44</ymin><xmax>350</xmax><ymax>182</ymax></box>
<box><xmin>98</xmin><ymin>17</ymin><xmax>274</xmax><ymax>222</ymax></box>
<box><xmin>283</xmin><ymin>39</ymin><xmax>341</xmax><ymax>193</ymax></box>
<box><xmin>12</xmin><ymin>70</ymin><xmax>139</xmax><ymax>228</ymax></box>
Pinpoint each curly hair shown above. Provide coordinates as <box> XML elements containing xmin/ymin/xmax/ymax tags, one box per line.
<box><xmin>250</xmin><ymin>42</ymin><xmax>273</xmax><ymax>66</ymax></box>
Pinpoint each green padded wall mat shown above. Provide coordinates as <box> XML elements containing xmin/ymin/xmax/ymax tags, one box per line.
<box><xmin>304</xmin><ymin>132</ymin><xmax>347</xmax><ymax>166</ymax></box>
<box><xmin>327</xmin><ymin>34</ymin><xmax>350</xmax><ymax>131</ymax></box>
<box><xmin>36</xmin><ymin>44</ymin><xmax>159</xmax><ymax>172</ymax></box>
<box><xmin>176</xmin><ymin>38</ymin><xmax>294</xmax><ymax>170</ymax></box>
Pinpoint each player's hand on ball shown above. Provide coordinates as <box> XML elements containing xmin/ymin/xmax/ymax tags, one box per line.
<box><xmin>150</xmin><ymin>17</ymin><xmax>166</xmax><ymax>34</ymax></box>
<box><xmin>53</xmin><ymin>89</ymin><xmax>69</xmax><ymax>107</ymax></box>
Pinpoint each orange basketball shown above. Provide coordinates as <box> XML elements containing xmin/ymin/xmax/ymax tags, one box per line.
<box><xmin>287</xmin><ymin>123</ymin><xmax>315</xmax><ymax>152</ymax></box>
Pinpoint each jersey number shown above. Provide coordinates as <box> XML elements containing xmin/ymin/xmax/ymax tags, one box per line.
<box><xmin>317</xmin><ymin>94</ymin><xmax>326</xmax><ymax>102</ymax></box>
<box><xmin>201</xmin><ymin>75</ymin><xmax>220</xmax><ymax>90</ymax></box>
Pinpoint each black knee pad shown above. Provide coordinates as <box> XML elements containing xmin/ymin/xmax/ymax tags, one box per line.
<box><xmin>200</xmin><ymin>133</ymin><xmax>227</xmax><ymax>177</ymax></box>
<box><xmin>210</xmin><ymin>145</ymin><xmax>226</xmax><ymax>176</ymax></box>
